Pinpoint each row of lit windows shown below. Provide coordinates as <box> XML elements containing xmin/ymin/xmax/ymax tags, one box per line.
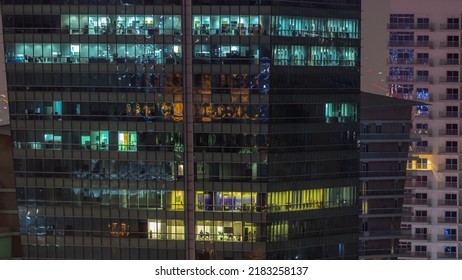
<box><xmin>3</xmin><ymin>14</ymin><xmax>360</xmax><ymax>39</ymax></box>
<box><xmin>11</xmin><ymin>101</ymin><xmax>184</xmax><ymax>123</ymax></box>
<box><xmin>12</xmin><ymin>130</ymin><xmax>183</xmax><ymax>152</ymax></box>
<box><xmin>5</xmin><ymin>43</ymin><xmax>358</xmax><ymax>67</ymax></box>
<box><xmin>22</xmin><ymin>216</ymin><xmax>349</xmax><ymax>243</ymax></box>
<box><xmin>5</xmin><ymin>43</ymin><xmax>181</xmax><ymax>64</ymax></box>
<box><xmin>19</xmin><ymin>188</ymin><xmax>355</xmax><ymax>213</ymax></box>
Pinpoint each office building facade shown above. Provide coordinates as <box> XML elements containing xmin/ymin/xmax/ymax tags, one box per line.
<box><xmin>381</xmin><ymin>0</ymin><xmax>462</xmax><ymax>259</ymax></box>
<box><xmin>1</xmin><ymin>0</ymin><xmax>360</xmax><ymax>259</ymax></box>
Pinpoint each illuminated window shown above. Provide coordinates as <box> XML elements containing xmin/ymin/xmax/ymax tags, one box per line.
<box><xmin>148</xmin><ymin>219</ymin><xmax>184</xmax><ymax>240</ymax></box>
<box><xmin>196</xmin><ymin>220</ymin><xmax>256</xmax><ymax>242</ymax></box>
<box><xmin>325</xmin><ymin>103</ymin><xmax>357</xmax><ymax>123</ymax></box>
<box><xmin>81</xmin><ymin>131</ymin><xmax>108</xmax><ymax>150</ymax></box>
<box><xmin>118</xmin><ymin>131</ymin><xmax>137</xmax><ymax>151</ymax></box>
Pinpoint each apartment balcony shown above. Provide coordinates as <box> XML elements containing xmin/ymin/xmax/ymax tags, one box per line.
<box><xmin>437</xmin><ymin>199</ymin><xmax>459</xmax><ymax>207</ymax></box>
<box><xmin>436</xmin><ymin>234</ymin><xmax>458</xmax><ymax>242</ymax></box>
<box><xmin>404</xmin><ymin>181</ymin><xmax>431</xmax><ymax>189</ymax></box>
<box><xmin>388</xmin><ymin>41</ymin><xmax>432</xmax><ymax>48</ymax></box>
<box><xmin>401</xmin><ymin>216</ymin><xmax>431</xmax><ymax>224</ymax></box>
<box><xmin>399</xmin><ymin>251</ymin><xmax>431</xmax><ymax>259</ymax></box>
<box><xmin>401</xmin><ymin>234</ymin><xmax>432</xmax><ymax>241</ymax></box>
<box><xmin>360</xmin><ymin>170</ymin><xmax>409</xmax><ymax>180</ymax></box>
<box><xmin>437</xmin><ymin>182</ymin><xmax>461</xmax><ymax>189</ymax></box>
<box><xmin>439</xmin><ymin>58</ymin><xmax>460</xmax><ymax>66</ymax></box>
<box><xmin>360</xmin><ymin>151</ymin><xmax>411</xmax><ymax>160</ymax></box>
<box><xmin>403</xmin><ymin>198</ymin><xmax>431</xmax><ymax>206</ymax></box>
<box><xmin>437</xmin><ymin>217</ymin><xmax>459</xmax><ymax>224</ymax></box>
<box><xmin>409</xmin><ymin>146</ymin><xmax>431</xmax><ymax>154</ymax></box>
<box><xmin>439</xmin><ymin>77</ymin><xmax>460</xmax><ymax>83</ymax></box>
<box><xmin>437</xmin><ymin>164</ymin><xmax>462</xmax><ymax>172</ymax></box>
<box><xmin>387</xmin><ymin>23</ymin><xmax>432</xmax><ymax>30</ymax></box>
<box><xmin>387</xmin><ymin>75</ymin><xmax>432</xmax><ymax>83</ymax></box>
<box><xmin>360</xmin><ymin>133</ymin><xmax>413</xmax><ymax>142</ymax></box>
<box><xmin>437</xmin><ymin>146</ymin><xmax>458</xmax><ymax>154</ymax></box>
<box><xmin>360</xmin><ymin>190</ymin><xmax>411</xmax><ymax>201</ymax></box>
<box><xmin>360</xmin><ymin>248</ymin><xmax>401</xmax><ymax>259</ymax></box>
<box><xmin>410</xmin><ymin>129</ymin><xmax>431</xmax><ymax>139</ymax></box>
<box><xmin>438</xmin><ymin>93</ymin><xmax>460</xmax><ymax>101</ymax></box>
<box><xmin>438</xmin><ymin>129</ymin><xmax>461</xmax><ymax>137</ymax></box>
<box><xmin>359</xmin><ymin>208</ymin><xmax>406</xmax><ymax>218</ymax></box>
<box><xmin>359</xmin><ymin>230</ymin><xmax>404</xmax><ymax>240</ymax></box>
<box><xmin>387</xmin><ymin>58</ymin><xmax>432</xmax><ymax>66</ymax></box>
<box><xmin>440</xmin><ymin>23</ymin><xmax>461</xmax><ymax>30</ymax></box>
<box><xmin>438</xmin><ymin>111</ymin><xmax>460</xmax><ymax>119</ymax></box>
<box><xmin>440</xmin><ymin>41</ymin><xmax>460</xmax><ymax>48</ymax></box>
<box><xmin>436</xmin><ymin>252</ymin><xmax>459</xmax><ymax>259</ymax></box>
<box><xmin>413</xmin><ymin>111</ymin><xmax>432</xmax><ymax>119</ymax></box>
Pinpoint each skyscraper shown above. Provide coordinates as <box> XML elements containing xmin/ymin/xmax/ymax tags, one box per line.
<box><xmin>1</xmin><ymin>0</ymin><xmax>360</xmax><ymax>259</ymax></box>
<box><xmin>376</xmin><ymin>0</ymin><xmax>462</xmax><ymax>259</ymax></box>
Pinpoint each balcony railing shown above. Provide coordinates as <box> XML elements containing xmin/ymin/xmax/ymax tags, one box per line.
<box><xmin>437</xmin><ymin>252</ymin><xmax>458</xmax><ymax>259</ymax></box>
<box><xmin>388</xmin><ymin>23</ymin><xmax>432</xmax><ymax>30</ymax></box>
<box><xmin>387</xmin><ymin>76</ymin><xmax>432</xmax><ymax>83</ymax></box>
<box><xmin>403</xmin><ymin>198</ymin><xmax>431</xmax><ymax>206</ymax></box>
<box><xmin>360</xmin><ymin>152</ymin><xmax>410</xmax><ymax>159</ymax></box>
<box><xmin>440</xmin><ymin>23</ymin><xmax>460</xmax><ymax>30</ymax></box>
<box><xmin>437</xmin><ymin>199</ymin><xmax>459</xmax><ymax>206</ymax></box>
<box><xmin>401</xmin><ymin>216</ymin><xmax>430</xmax><ymax>223</ymax></box>
<box><xmin>388</xmin><ymin>41</ymin><xmax>432</xmax><ymax>48</ymax></box>
<box><xmin>410</xmin><ymin>129</ymin><xmax>431</xmax><ymax>137</ymax></box>
<box><xmin>439</xmin><ymin>58</ymin><xmax>460</xmax><ymax>65</ymax></box>
<box><xmin>439</xmin><ymin>111</ymin><xmax>460</xmax><ymax>118</ymax></box>
<box><xmin>437</xmin><ymin>234</ymin><xmax>458</xmax><ymax>241</ymax></box>
<box><xmin>438</xmin><ymin>93</ymin><xmax>459</xmax><ymax>101</ymax></box>
<box><xmin>361</xmin><ymin>133</ymin><xmax>412</xmax><ymax>141</ymax></box>
<box><xmin>438</xmin><ymin>146</ymin><xmax>458</xmax><ymax>154</ymax></box>
<box><xmin>360</xmin><ymin>189</ymin><xmax>409</xmax><ymax>197</ymax></box>
<box><xmin>409</xmin><ymin>146</ymin><xmax>431</xmax><ymax>154</ymax></box>
<box><xmin>359</xmin><ymin>208</ymin><xmax>405</xmax><ymax>216</ymax></box>
<box><xmin>438</xmin><ymin>164</ymin><xmax>461</xmax><ymax>172</ymax></box>
<box><xmin>403</xmin><ymin>234</ymin><xmax>431</xmax><ymax>241</ymax></box>
<box><xmin>440</xmin><ymin>41</ymin><xmax>460</xmax><ymax>48</ymax></box>
<box><xmin>437</xmin><ymin>217</ymin><xmax>459</xmax><ymax>224</ymax></box>
<box><xmin>437</xmin><ymin>182</ymin><xmax>461</xmax><ymax>189</ymax></box>
<box><xmin>399</xmin><ymin>251</ymin><xmax>431</xmax><ymax>259</ymax></box>
<box><xmin>439</xmin><ymin>77</ymin><xmax>460</xmax><ymax>83</ymax></box>
<box><xmin>438</xmin><ymin>129</ymin><xmax>460</xmax><ymax>136</ymax></box>
<box><xmin>388</xmin><ymin>58</ymin><xmax>431</xmax><ymax>65</ymax></box>
<box><xmin>404</xmin><ymin>181</ymin><xmax>430</xmax><ymax>188</ymax></box>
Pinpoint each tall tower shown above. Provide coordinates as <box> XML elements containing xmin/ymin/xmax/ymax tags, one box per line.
<box><xmin>383</xmin><ymin>0</ymin><xmax>462</xmax><ymax>260</ymax></box>
<box><xmin>1</xmin><ymin>0</ymin><xmax>360</xmax><ymax>259</ymax></box>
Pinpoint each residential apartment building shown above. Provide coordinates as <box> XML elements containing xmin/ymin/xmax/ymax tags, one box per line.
<box><xmin>1</xmin><ymin>0</ymin><xmax>360</xmax><ymax>259</ymax></box>
<box><xmin>380</xmin><ymin>0</ymin><xmax>462</xmax><ymax>259</ymax></box>
<box><xmin>359</xmin><ymin>92</ymin><xmax>422</xmax><ymax>259</ymax></box>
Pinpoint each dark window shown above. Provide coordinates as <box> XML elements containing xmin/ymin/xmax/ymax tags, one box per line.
<box><xmin>447</xmin><ymin>53</ymin><xmax>459</xmax><ymax>65</ymax></box>
<box><xmin>447</xmin><ymin>18</ymin><xmax>459</xmax><ymax>29</ymax></box>
<box><xmin>416</xmin><ymin>35</ymin><xmax>429</xmax><ymax>47</ymax></box>
<box><xmin>445</xmin><ymin>158</ymin><xmax>458</xmax><ymax>170</ymax></box>
<box><xmin>417</xmin><ymin>18</ymin><xmax>429</xmax><ymax>29</ymax></box>
<box><xmin>416</xmin><ymin>53</ymin><xmax>429</xmax><ymax>64</ymax></box>
<box><xmin>446</xmin><ymin>123</ymin><xmax>458</xmax><ymax>135</ymax></box>
<box><xmin>447</xmin><ymin>36</ymin><xmax>459</xmax><ymax>47</ymax></box>
<box><xmin>446</xmin><ymin>88</ymin><xmax>459</xmax><ymax>100</ymax></box>
<box><xmin>446</xmin><ymin>105</ymin><xmax>459</xmax><ymax>117</ymax></box>
<box><xmin>446</xmin><ymin>141</ymin><xmax>458</xmax><ymax>153</ymax></box>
